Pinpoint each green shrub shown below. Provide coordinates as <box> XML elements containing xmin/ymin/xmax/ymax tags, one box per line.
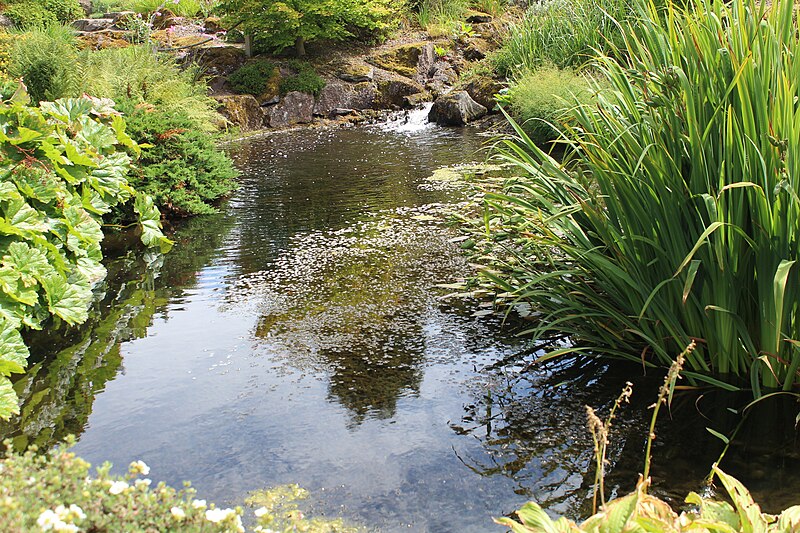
<box><xmin>228</xmin><ymin>60</ymin><xmax>277</xmax><ymax>95</ymax></box>
<box><xmin>490</xmin><ymin>0</ymin><xmax>627</xmax><ymax>76</ymax></box>
<box><xmin>7</xmin><ymin>25</ymin><xmax>80</xmax><ymax>103</ymax></box>
<box><xmin>118</xmin><ymin>102</ymin><xmax>238</xmax><ymax>217</ymax></box>
<box><xmin>499</xmin><ymin>65</ymin><xmax>602</xmax><ymax>144</ymax></box>
<box><xmin>3</xmin><ymin>0</ymin><xmax>84</xmax><ymax>27</ymax></box>
<box><xmin>416</xmin><ymin>0</ymin><xmax>470</xmax><ymax>31</ymax></box>
<box><xmin>133</xmin><ymin>0</ymin><xmax>214</xmax><ymax>17</ymax></box>
<box><xmin>478</xmin><ymin>0</ymin><xmax>800</xmax><ymax>392</ymax></box>
<box><xmin>279</xmin><ymin>61</ymin><xmax>325</xmax><ymax>96</ymax></box>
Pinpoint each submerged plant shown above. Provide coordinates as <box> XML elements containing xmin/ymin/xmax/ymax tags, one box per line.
<box><xmin>479</xmin><ymin>0</ymin><xmax>800</xmax><ymax>394</ymax></box>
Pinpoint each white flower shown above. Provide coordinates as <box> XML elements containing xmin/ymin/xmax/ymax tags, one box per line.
<box><xmin>135</xmin><ymin>478</ymin><xmax>152</xmax><ymax>488</ymax></box>
<box><xmin>37</xmin><ymin>509</ymin><xmax>59</xmax><ymax>530</ymax></box>
<box><xmin>205</xmin><ymin>507</ymin><xmax>235</xmax><ymax>523</ymax></box>
<box><xmin>109</xmin><ymin>480</ymin><xmax>129</xmax><ymax>495</ymax></box>
<box><xmin>233</xmin><ymin>515</ymin><xmax>244</xmax><ymax>532</ymax></box>
<box><xmin>68</xmin><ymin>504</ymin><xmax>86</xmax><ymax>520</ymax></box>
<box><xmin>191</xmin><ymin>499</ymin><xmax>207</xmax><ymax>509</ymax></box>
<box><xmin>129</xmin><ymin>460</ymin><xmax>150</xmax><ymax>476</ymax></box>
<box><xmin>170</xmin><ymin>506</ymin><xmax>186</xmax><ymax>520</ymax></box>
<box><xmin>254</xmin><ymin>506</ymin><xmax>269</xmax><ymax>518</ymax></box>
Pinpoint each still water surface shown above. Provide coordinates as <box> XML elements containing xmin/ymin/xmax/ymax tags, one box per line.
<box><xmin>4</xmin><ymin>115</ymin><xmax>800</xmax><ymax>531</ymax></box>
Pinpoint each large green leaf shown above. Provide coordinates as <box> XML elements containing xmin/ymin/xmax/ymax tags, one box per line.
<box><xmin>0</xmin><ymin>377</ymin><xmax>20</xmax><ymax>420</ymax></box>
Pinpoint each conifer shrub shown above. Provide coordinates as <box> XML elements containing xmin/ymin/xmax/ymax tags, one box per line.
<box><xmin>228</xmin><ymin>60</ymin><xmax>278</xmax><ymax>96</ymax></box>
<box><xmin>119</xmin><ymin>102</ymin><xmax>238</xmax><ymax>217</ymax></box>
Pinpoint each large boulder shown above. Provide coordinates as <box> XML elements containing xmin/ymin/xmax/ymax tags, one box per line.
<box><xmin>104</xmin><ymin>11</ymin><xmax>136</xmax><ymax>25</ymax></box>
<box><xmin>314</xmin><ymin>82</ymin><xmax>379</xmax><ymax>116</ymax></box>
<box><xmin>268</xmin><ymin>91</ymin><xmax>314</xmax><ymax>128</ymax></box>
<box><xmin>463</xmin><ymin>38</ymin><xmax>493</xmax><ymax>61</ymax></box>
<box><xmin>214</xmin><ymin>94</ymin><xmax>264</xmax><ymax>132</ymax></box>
<box><xmin>72</xmin><ymin>18</ymin><xmax>114</xmax><ymax>32</ymax></box>
<box><xmin>466</xmin><ymin>11</ymin><xmax>493</xmax><ymax>23</ymax></box>
<box><xmin>428</xmin><ymin>90</ymin><xmax>487</xmax><ymax>126</ymax></box>
<box><xmin>375</xmin><ymin>71</ymin><xmax>426</xmax><ymax>109</ymax></box>
<box><xmin>76</xmin><ymin>30</ymin><xmax>130</xmax><ymax>50</ymax></box>
<box><xmin>461</xmin><ymin>76</ymin><xmax>504</xmax><ymax>112</ymax></box>
<box><xmin>369</xmin><ymin>42</ymin><xmax>430</xmax><ymax>78</ymax></box>
<box><xmin>186</xmin><ymin>45</ymin><xmax>246</xmax><ymax>77</ymax></box>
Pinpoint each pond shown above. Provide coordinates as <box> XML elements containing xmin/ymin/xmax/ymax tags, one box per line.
<box><xmin>3</xmin><ymin>112</ymin><xmax>800</xmax><ymax>531</ymax></box>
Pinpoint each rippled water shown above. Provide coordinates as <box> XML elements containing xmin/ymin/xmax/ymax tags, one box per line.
<box><xmin>3</xmin><ymin>118</ymin><xmax>799</xmax><ymax>531</ymax></box>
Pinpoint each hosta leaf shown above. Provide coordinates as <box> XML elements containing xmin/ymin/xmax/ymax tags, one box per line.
<box><xmin>0</xmin><ymin>377</ymin><xmax>20</xmax><ymax>420</ymax></box>
<box><xmin>600</xmin><ymin>492</ymin><xmax>639</xmax><ymax>533</ymax></box>
<box><xmin>776</xmin><ymin>506</ymin><xmax>800</xmax><ymax>531</ymax></box>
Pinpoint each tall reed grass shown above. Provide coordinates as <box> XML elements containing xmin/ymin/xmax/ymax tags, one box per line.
<box><xmin>484</xmin><ymin>0</ymin><xmax>800</xmax><ymax>393</ymax></box>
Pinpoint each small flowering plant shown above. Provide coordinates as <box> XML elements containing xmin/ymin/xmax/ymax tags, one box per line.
<box><xmin>0</xmin><ymin>438</ymin><xmax>245</xmax><ymax>532</ymax></box>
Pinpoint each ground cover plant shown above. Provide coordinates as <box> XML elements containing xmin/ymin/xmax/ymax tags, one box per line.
<box><xmin>1</xmin><ymin>0</ymin><xmax>83</xmax><ymax>29</ymax></box>
<box><xmin>472</xmin><ymin>0</ymin><xmax>800</xmax><ymax>393</ymax></box>
<box><xmin>0</xmin><ymin>89</ymin><xmax>171</xmax><ymax>420</ymax></box>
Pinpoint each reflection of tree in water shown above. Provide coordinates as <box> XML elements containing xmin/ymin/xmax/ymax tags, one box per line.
<box><xmin>0</xmin><ymin>214</ymin><xmax>234</xmax><ymax>451</ymax></box>
<box><xmin>238</xmin><ymin>210</ymin><xmax>465</xmax><ymax>425</ymax></box>
<box><xmin>323</xmin><ymin>307</ymin><xmax>425</xmax><ymax>425</ymax></box>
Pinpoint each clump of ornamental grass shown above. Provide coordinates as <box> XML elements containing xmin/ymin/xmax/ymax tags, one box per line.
<box><xmin>480</xmin><ymin>0</ymin><xmax>800</xmax><ymax>394</ymax></box>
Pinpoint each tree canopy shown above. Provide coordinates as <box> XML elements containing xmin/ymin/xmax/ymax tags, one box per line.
<box><xmin>217</xmin><ymin>0</ymin><xmax>399</xmax><ymax>56</ymax></box>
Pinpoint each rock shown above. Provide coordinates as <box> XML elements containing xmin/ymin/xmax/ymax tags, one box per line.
<box><xmin>461</xmin><ymin>76</ymin><xmax>504</xmax><ymax>111</ymax></box>
<box><xmin>75</xmin><ymin>30</ymin><xmax>130</xmax><ymax>50</ymax></box>
<box><xmin>336</xmin><ymin>60</ymin><xmax>374</xmax><ymax>83</ymax></box>
<box><xmin>403</xmin><ymin>91</ymin><xmax>432</xmax><ymax>107</ymax></box>
<box><xmin>416</xmin><ymin>43</ymin><xmax>436</xmax><ymax>82</ymax></box>
<box><xmin>375</xmin><ymin>71</ymin><xmax>426</xmax><ymax>109</ymax></box>
<box><xmin>104</xmin><ymin>11</ymin><xmax>136</xmax><ymax>24</ymax></box>
<box><xmin>466</xmin><ymin>11</ymin><xmax>493</xmax><ymax>24</ymax></box>
<box><xmin>463</xmin><ymin>38</ymin><xmax>493</xmax><ymax>61</ymax></box>
<box><xmin>214</xmin><ymin>94</ymin><xmax>264</xmax><ymax>132</ymax></box>
<box><xmin>152</xmin><ymin>10</ymin><xmax>178</xmax><ymax>29</ymax></box>
<box><xmin>72</xmin><ymin>18</ymin><xmax>114</xmax><ymax>32</ymax></box>
<box><xmin>431</xmin><ymin>62</ymin><xmax>458</xmax><ymax>85</ymax></box>
<box><xmin>369</xmin><ymin>42</ymin><xmax>429</xmax><ymax>78</ymax></box>
<box><xmin>314</xmin><ymin>82</ymin><xmax>379</xmax><ymax>116</ymax></box>
<box><xmin>472</xmin><ymin>22</ymin><xmax>505</xmax><ymax>44</ymax></box>
<box><xmin>186</xmin><ymin>45</ymin><xmax>246</xmax><ymax>77</ymax></box>
<box><xmin>268</xmin><ymin>91</ymin><xmax>314</xmax><ymax>128</ymax></box>
<box><xmin>332</xmin><ymin>108</ymin><xmax>356</xmax><ymax>116</ymax></box>
<box><xmin>428</xmin><ymin>90</ymin><xmax>487</xmax><ymax>126</ymax></box>
<box><xmin>78</xmin><ymin>0</ymin><xmax>92</xmax><ymax>15</ymax></box>
<box><xmin>256</xmin><ymin>67</ymin><xmax>282</xmax><ymax>105</ymax></box>
<box><xmin>0</xmin><ymin>15</ymin><xmax>14</xmax><ymax>29</ymax></box>
<box><xmin>203</xmin><ymin>16</ymin><xmax>223</xmax><ymax>33</ymax></box>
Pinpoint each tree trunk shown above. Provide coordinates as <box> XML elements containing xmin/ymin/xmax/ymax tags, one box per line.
<box><xmin>244</xmin><ymin>34</ymin><xmax>253</xmax><ymax>58</ymax></box>
<box><xmin>295</xmin><ymin>36</ymin><xmax>306</xmax><ymax>57</ymax></box>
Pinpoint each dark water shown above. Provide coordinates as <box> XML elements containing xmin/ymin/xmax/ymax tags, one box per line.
<box><xmin>3</xmin><ymin>113</ymin><xmax>799</xmax><ymax>530</ymax></box>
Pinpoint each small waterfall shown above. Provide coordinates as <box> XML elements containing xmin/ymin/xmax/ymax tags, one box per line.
<box><xmin>379</xmin><ymin>102</ymin><xmax>435</xmax><ymax>134</ymax></box>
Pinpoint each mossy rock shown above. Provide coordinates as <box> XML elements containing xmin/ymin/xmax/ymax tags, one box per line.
<box><xmin>257</xmin><ymin>67</ymin><xmax>281</xmax><ymax>105</ymax></box>
<box><xmin>369</xmin><ymin>42</ymin><xmax>428</xmax><ymax>78</ymax></box>
<box><xmin>75</xmin><ymin>30</ymin><xmax>130</xmax><ymax>50</ymax></box>
<box><xmin>336</xmin><ymin>60</ymin><xmax>374</xmax><ymax>83</ymax></box>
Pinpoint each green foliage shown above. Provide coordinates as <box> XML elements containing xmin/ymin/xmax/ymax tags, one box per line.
<box><xmin>132</xmin><ymin>0</ymin><xmax>217</xmax><ymax>17</ymax></box>
<box><xmin>497</xmin><ymin>467</ymin><xmax>800</xmax><ymax>532</ymax></box>
<box><xmin>474</xmin><ymin>0</ymin><xmax>800</xmax><ymax>392</ymax></box>
<box><xmin>490</xmin><ymin>0</ymin><xmax>628</xmax><ymax>76</ymax></box>
<box><xmin>80</xmin><ymin>46</ymin><xmax>222</xmax><ymax>132</ymax></box>
<box><xmin>3</xmin><ymin>0</ymin><xmax>83</xmax><ymax>28</ymax></box>
<box><xmin>0</xmin><ymin>89</ymin><xmax>171</xmax><ymax>420</ymax></box>
<box><xmin>228</xmin><ymin>60</ymin><xmax>278</xmax><ymax>96</ymax></box>
<box><xmin>217</xmin><ymin>0</ymin><xmax>402</xmax><ymax>55</ymax></box>
<box><xmin>279</xmin><ymin>61</ymin><xmax>325</xmax><ymax>96</ymax></box>
<box><xmin>498</xmin><ymin>65</ymin><xmax>602</xmax><ymax>143</ymax></box>
<box><xmin>416</xmin><ymin>0</ymin><xmax>470</xmax><ymax>30</ymax></box>
<box><xmin>118</xmin><ymin>103</ymin><xmax>238</xmax><ymax>217</ymax></box>
<box><xmin>7</xmin><ymin>26</ymin><xmax>80</xmax><ymax>104</ymax></box>
<box><xmin>0</xmin><ymin>439</ymin><xmax>245</xmax><ymax>531</ymax></box>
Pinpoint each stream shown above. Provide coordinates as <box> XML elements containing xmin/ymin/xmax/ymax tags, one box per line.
<box><xmin>3</xmin><ymin>110</ymin><xmax>800</xmax><ymax>531</ymax></box>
